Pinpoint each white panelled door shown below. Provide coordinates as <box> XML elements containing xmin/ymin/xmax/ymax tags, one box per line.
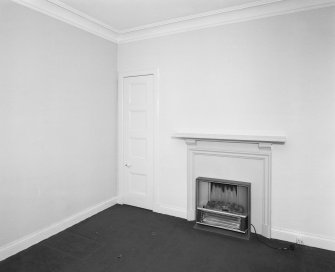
<box><xmin>122</xmin><ymin>75</ymin><xmax>154</xmax><ymax>210</ymax></box>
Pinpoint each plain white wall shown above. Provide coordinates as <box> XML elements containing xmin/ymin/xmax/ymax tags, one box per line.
<box><xmin>118</xmin><ymin>7</ymin><xmax>335</xmax><ymax>242</ymax></box>
<box><xmin>0</xmin><ymin>1</ymin><xmax>118</xmax><ymax>247</ymax></box>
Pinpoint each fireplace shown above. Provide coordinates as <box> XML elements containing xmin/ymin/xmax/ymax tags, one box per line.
<box><xmin>195</xmin><ymin>177</ymin><xmax>251</xmax><ymax>239</ymax></box>
<box><xmin>174</xmin><ymin>132</ymin><xmax>286</xmax><ymax>238</ymax></box>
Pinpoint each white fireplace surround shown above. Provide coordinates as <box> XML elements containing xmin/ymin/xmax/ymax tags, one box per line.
<box><xmin>174</xmin><ymin>132</ymin><xmax>286</xmax><ymax>238</ymax></box>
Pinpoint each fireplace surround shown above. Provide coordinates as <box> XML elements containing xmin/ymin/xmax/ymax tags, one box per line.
<box><xmin>174</xmin><ymin>132</ymin><xmax>286</xmax><ymax>238</ymax></box>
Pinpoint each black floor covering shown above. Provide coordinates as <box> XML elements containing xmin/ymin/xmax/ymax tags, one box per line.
<box><xmin>0</xmin><ymin>204</ymin><xmax>334</xmax><ymax>272</ymax></box>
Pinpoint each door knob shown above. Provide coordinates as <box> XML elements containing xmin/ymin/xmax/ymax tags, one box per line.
<box><xmin>125</xmin><ymin>163</ymin><xmax>132</xmax><ymax>168</ymax></box>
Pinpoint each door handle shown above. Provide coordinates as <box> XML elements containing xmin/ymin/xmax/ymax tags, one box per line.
<box><xmin>125</xmin><ymin>163</ymin><xmax>132</xmax><ymax>168</ymax></box>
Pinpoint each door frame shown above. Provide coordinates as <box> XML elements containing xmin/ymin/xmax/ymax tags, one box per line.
<box><xmin>117</xmin><ymin>69</ymin><xmax>159</xmax><ymax>211</ymax></box>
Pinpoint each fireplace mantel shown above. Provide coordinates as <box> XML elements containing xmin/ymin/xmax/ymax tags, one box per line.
<box><xmin>173</xmin><ymin>132</ymin><xmax>286</xmax><ymax>145</ymax></box>
<box><xmin>174</xmin><ymin>131</ymin><xmax>286</xmax><ymax>238</ymax></box>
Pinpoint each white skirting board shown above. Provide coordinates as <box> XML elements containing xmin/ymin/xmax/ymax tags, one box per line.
<box><xmin>153</xmin><ymin>204</ymin><xmax>335</xmax><ymax>252</ymax></box>
<box><xmin>0</xmin><ymin>197</ymin><xmax>119</xmax><ymax>262</ymax></box>
<box><xmin>4</xmin><ymin>198</ymin><xmax>332</xmax><ymax>261</ymax></box>
<box><xmin>271</xmin><ymin>227</ymin><xmax>335</xmax><ymax>251</ymax></box>
<box><xmin>117</xmin><ymin>197</ymin><xmax>188</xmax><ymax>219</ymax></box>
<box><xmin>153</xmin><ymin>204</ymin><xmax>187</xmax><ymax>219</ymax></box>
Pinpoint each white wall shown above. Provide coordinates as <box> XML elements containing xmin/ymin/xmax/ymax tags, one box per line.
<box><xmin>0</xmin><ymin>0</ymin><xmax>118</xmax><ymax>248</ymax></box>
<box><xmin>118</xmin><ymin>7</ymin><xmax>335</xmax><ymax>248</ymax></box>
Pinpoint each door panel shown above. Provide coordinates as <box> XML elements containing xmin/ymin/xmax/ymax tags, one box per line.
<box><xmin>122</xmin><ymin>75</ymin><xmax>154</xmax><ymax>210</ymax></box>
<box><xmin>130</xmin><ymin>138</ymin><xmax>147</xmax><ymax>159</ymax></box>
<box><xmin>129</xmin><ymin>111</ymin><xmax>147</xmax><ymax>130</ymax></box>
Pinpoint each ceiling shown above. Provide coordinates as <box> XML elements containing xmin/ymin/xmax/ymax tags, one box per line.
<box><xmin>57</xmin><ymin>0</ymin><xmax>258</xmax><ymax>31</ymax></box>
<box><xmin>12</xmin><ymin>0</ymin><xmax>335</xmax><ymax>43</ymax></box>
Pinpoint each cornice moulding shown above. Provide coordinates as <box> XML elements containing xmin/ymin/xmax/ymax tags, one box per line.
<box><xmin>118</xmin><ymin>0</ymin><xmax>283</xmax><ymax>34</ymax></box>
<box><xmin>10</xmin><ymin>0</ymin><xmax>335</xmax><ymax>44</ymax></box>
<box><xmin>47</xmin><ymin>0</ymin><xmax>119</xmax><ymax>33</ymax></box>
<box><xmin>119</xmin><ymin>0</ymin><xmax>335</xmax><ymax>43</ymax></box>
<box><xmin>11</xmin><ymin>0</ymin><xmax>119</xmax><ymax>43</ymax></box>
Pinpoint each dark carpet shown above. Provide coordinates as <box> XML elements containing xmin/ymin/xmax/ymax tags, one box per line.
<box><xmin>1</xmin><ymin>204</ymin><xmax>334</xmax><ymax>272</ymax></box>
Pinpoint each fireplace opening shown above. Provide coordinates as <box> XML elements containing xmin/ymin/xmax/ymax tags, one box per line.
<box><xmin>195</xmin><ymin>177</ymin><xmax>251</xmax><ymax>239</ymax></box>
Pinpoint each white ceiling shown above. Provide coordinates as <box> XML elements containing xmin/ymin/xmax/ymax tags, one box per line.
<box><xmin>12</xmin><ymin>0</ymin><xmax>335</xmax><ymax>43</ymax></box>
<box><xmin>55</xmin><ymin>0</ymin><xmax>259</xmax><ymax>31</ymax></box>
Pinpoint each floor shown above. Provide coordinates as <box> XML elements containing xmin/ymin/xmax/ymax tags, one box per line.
<box><xmin>0</xmin><ymin>205</ymin><xmax>334</xmax><ymax>272</ymax></box>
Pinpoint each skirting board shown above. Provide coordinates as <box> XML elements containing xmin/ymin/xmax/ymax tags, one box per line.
<box><xmin>117</xmin><ymin>196</ymin><xmax>188</xmax><ymax>219</ymax></box>
<box><xmin>153</xmin><ymin>204</ymin><xmax>187</xmax><ymax>219</ymax></box>
<box><xmin>272</xmin><ymin>227</ymin><xmax>335</xmax><ymax>251</ymax></box>
<box><xmin>0</xmin><ymin>196</ymin><xmax>119</xmax><ymax>262</ymax></box>
<box><xmin>154</xmin><ymin>205</ymin><xmax>335</xmax><ymax>252</ymax></box>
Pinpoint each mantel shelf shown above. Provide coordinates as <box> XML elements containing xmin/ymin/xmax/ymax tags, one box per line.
<box><xmin>173</xmin><ymin>132</ymin><xmax>286</xmax><ymax>144</ymax></box>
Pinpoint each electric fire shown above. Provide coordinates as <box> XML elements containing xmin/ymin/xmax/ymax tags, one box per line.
<box><xmin>195</xmin><ymin>177</ymin><xmax>251</xmax><ymax>239</ymax></box>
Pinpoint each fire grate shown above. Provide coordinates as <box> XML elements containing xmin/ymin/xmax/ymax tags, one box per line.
<box><xmin>194</xmin><ymin>177</ymin><xmax>251</xmax><ymax>239</ymax></box>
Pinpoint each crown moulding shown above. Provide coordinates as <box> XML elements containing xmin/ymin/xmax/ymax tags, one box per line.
<box><xmin>11</xmin><ymin>0</ymin><xmax>119</xmax><ymax>42</ymax></box>
<box><xmin>11</xmin><ymin>0</ymin><xmax>335</xmax><ymax>44</ymax></box>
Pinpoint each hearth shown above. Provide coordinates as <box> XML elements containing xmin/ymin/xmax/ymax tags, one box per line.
<box><xmin>194</xmin><ymin>177</ymin><xmax>251</xmax><ymax>239</ymax></box>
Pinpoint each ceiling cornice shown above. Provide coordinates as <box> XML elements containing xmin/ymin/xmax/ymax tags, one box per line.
<box><xmin>11</xmin><ymin>0</ymin><xmax>335</xmax><ymax>44</ymax></box>
<box><xmin>11</xmin><ymin>0</ymin><xmax>119</xmax><ymax>42</ymax></box>
<box><xmin>119</xmin><ymin>0</ymin><xmax>335</xmax><ymax>43</ymax></box>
